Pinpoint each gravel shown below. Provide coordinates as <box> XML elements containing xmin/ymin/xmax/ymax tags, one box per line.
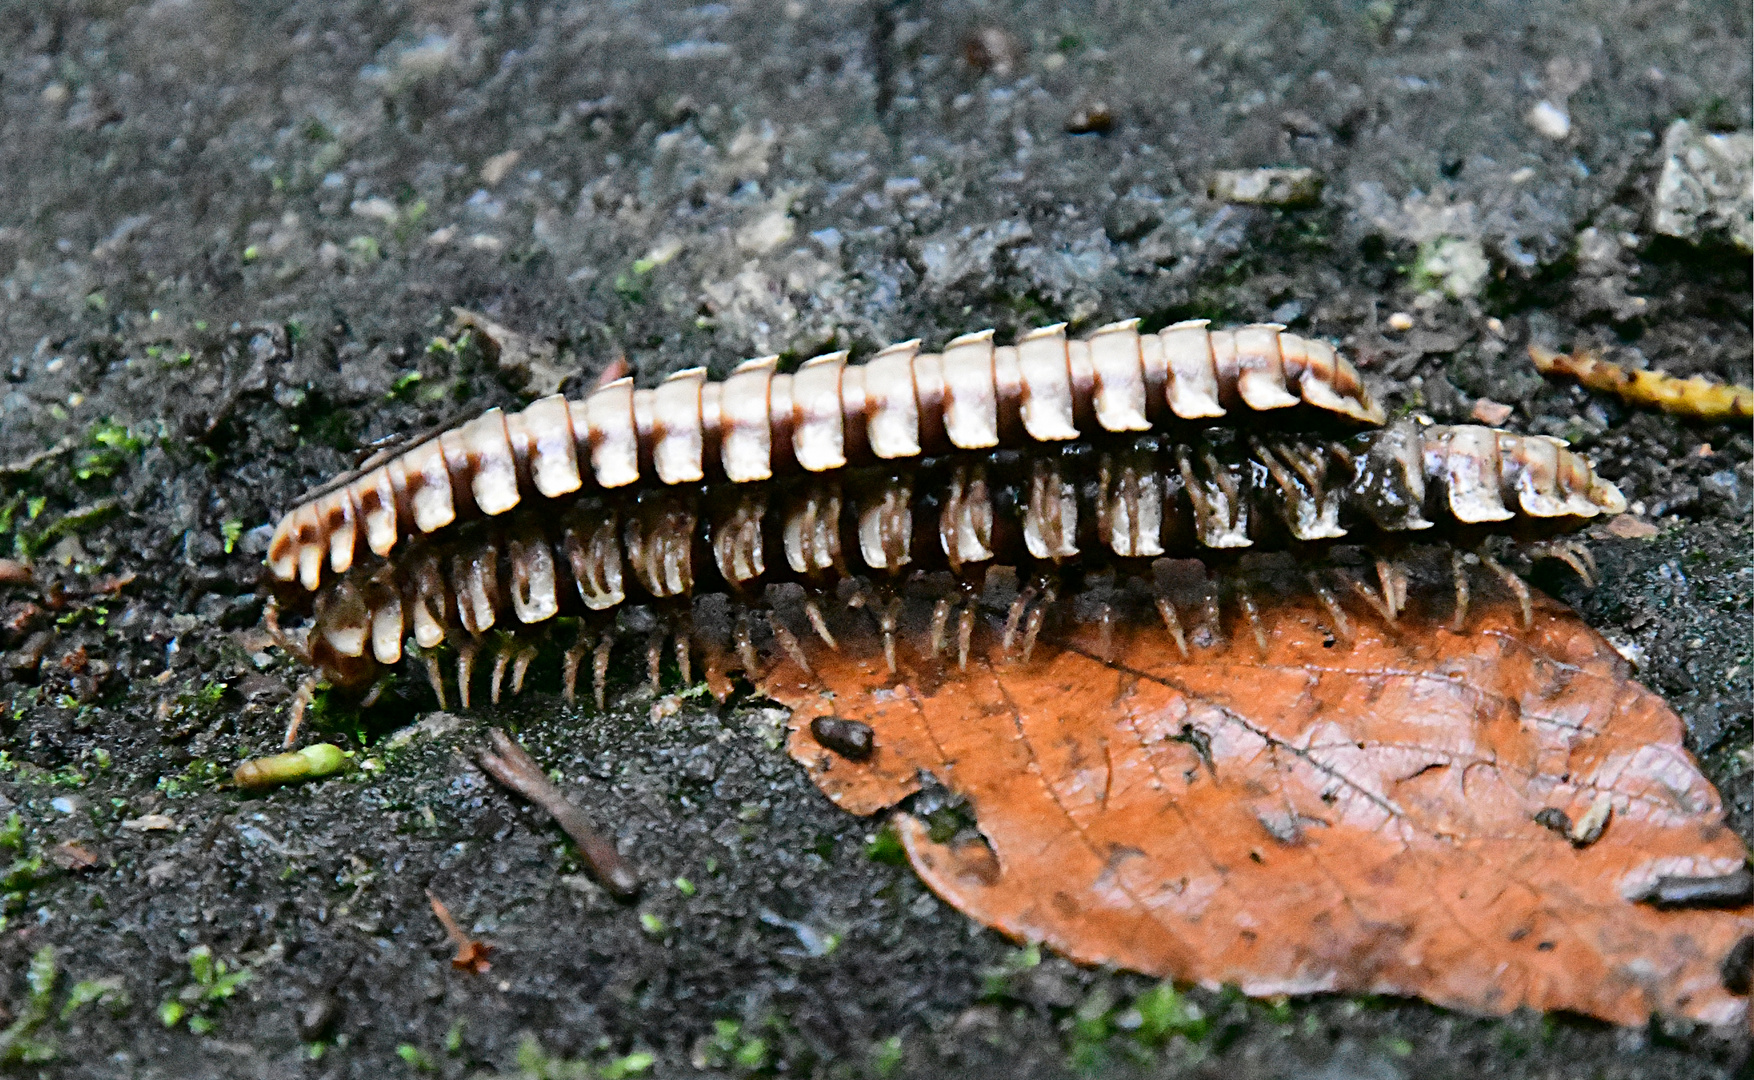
<box><xmin>0</xmin><ymin>1</ymin><xmax>1748</xmax><ymax>1077</ymax></box>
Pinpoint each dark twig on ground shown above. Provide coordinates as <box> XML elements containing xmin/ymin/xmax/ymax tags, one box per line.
<box><xmin>477</xmin><ymin>727</ymin><xmax>642</xmax><ymax>897</ymax></box>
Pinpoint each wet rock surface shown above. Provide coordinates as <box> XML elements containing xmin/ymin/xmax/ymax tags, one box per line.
<box><xmin>0</xmin><ymin>1</ymin><xmax>1748</xmax><ymax>1077</ymax></box>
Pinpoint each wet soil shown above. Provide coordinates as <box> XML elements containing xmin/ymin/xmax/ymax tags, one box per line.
<box><xmin>0</xmin><ymin>2</ymin><xmax>1748</xmax><ymax>1077</ymax></box>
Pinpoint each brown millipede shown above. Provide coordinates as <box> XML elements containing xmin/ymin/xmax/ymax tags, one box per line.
<box><xmin>259</xmin><ymin>317</ymin><xmax>1625</xmax><ymax>733</ymax></box>
<box><xmin>267</xmin><ymin>319</ymin><xmax>1383</xmax><ymax>595</ymax></box>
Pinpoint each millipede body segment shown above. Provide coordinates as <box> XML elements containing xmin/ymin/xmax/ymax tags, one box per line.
<box><xmin>268</xmin><ymin>319</ymin><xmax>1382</xmax><ymax>594</ymax></box>
<box><xmin>261</xmin><ymin>318</ymin><xmax>1626</xmax><ymax>712</ymax></box>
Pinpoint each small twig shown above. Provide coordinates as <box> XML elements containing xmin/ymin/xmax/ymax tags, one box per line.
<box><xmin>477</xmin><ymin>728</ymin><xmax>641</xmax><ymax>897</ymax></box>
<box><xmin>0</xmin><ymin>437</ymin><xmax>75</xmax><ymax>476</ymax></box>
<box><xmin>427</xmin><ymin>889</ymin><xmax>493</xmax><ymax>973</ymax></box>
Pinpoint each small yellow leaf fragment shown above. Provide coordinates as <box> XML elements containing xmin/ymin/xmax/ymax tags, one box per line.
<box><xmin>1530</xmin><ymin>345</ymin><xmax>1753</xmax><ymax>423</ymax></box>
<box><xmin>234</xmin><ymin>743</ymin><xmax>347</xmax><ymax>790</ymax></box>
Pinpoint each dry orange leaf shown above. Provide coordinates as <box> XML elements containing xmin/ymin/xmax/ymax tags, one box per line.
<box><xmin>763</xmin><ymin>589</ymin><xmax>1753</xmax><ymax>1028</ymax></box>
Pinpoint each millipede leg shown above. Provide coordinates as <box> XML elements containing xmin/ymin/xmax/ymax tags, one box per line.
<box><xmin>264</xmin><ymin>599</ymin><xmax>313</xmax><ymax>665</ymax></box>
<box><xmin>1344</xmin><ymin>571</ymin><xmax>1398</xmax><ymax>626</ymax></box>
<box><xmin>1374</xmin><ymin>558</ymin><xmax>1405</xmax><ymax>622</ymax></box>
<box><xmin>768</xmin><ymin>613</ymin><xmax>813</xmax><ymax>677</ymax></box>
<box><xmin>1237</xmin><ymin>586</ymin><xmax>1268</xmax><ymax>658</ymax></box>
<box><xmin>1020</xmin><ymin>604</ymin><xmax>1047</xmax><ymax>664</ymax></box>
<box><xmin>733</xmin><ymin>615</ymin><xmax>761</xmax><ymax>679</ymax></box>
<box><xmin>1306</xmin><ymin>572</ymin><xmax>1351</xmax><ymax>642</ymax></box>
<box><xmin>425</xmin><ymin>653</ymin><xmax>448</xmax><ymax>710</ymax></box>
<box><xmin>804</xmin><ymin>598</ymin><xmax>838</xmax><ymax>651</ymax></box>
<box><xmin>1155</xmin><ymin>596</ymin><xmax>1188</xmax><ymax>659</ymax></box>
<box><xmin>929</xmin><ymin>597</ymin><xmax>955</xmax><ymax>663</ymax></box>
<box><xmin>1480</xmin><ymin>551</ymin><xmax>1533</xmax><ymax>630</ymax></box>
<box><xmin>1199</xmin><ymin>585</ymin><xmax>1223</xmax><ymax>647</ymax></box>
<box><xmin>1095</xmin><ymin>602</ymin><xmax>1116</xmax><ymax>663</ymax></box>
<box><xmin>562</xmin><ymin>631</ymin><xmax>589</xmax><ymax>706</ymax></box>
<box><xmin>490</xmin><ymin>643</ymin><xmax>512</xmax><ymax>705</ymax></box>
<box><xmin>1574</xmin><ymin>540</ymin><xmax>1598</xmax><ymax>582</ymax></box>
<box><xmin>593</xmin><ymin>633</ymin><xmax>614</xmax><ymax>712</ymax></box>
<box><xmin>456</xmin><ymin>638</ymin><xmax>480</xmax><ymax>710</ymax></box>
<box><xmin>957</xmin><ymin>606</ymin><xmax>975</xmax><ymax>671</ymax></box>
<box><xmin>282</xmin><ymin>673</ymin><xmax>318</xmax><ymax>749</ymax></box>
<box><xmin>675</xmin><ymin>630</ymin><xmax>693</xmax><ymax>686</ymax></box>
<box><xmin>1449</xmin><ymin>550</ymin><xmax>1471</xmax><ymax>633</ymax></box>
<box><xmin>646</xmin><ymin>630</ymin><xmax>664</xmax><ymax>692</ymax></box>
<box><xmin>511</xmin><ymin>645</ymin><xmax>537</xmax><ymax>697</ymax></box>
<box><xmin>1002</xmin><ymin>586</ymin><xmax>1038</xmax><ymax>659</ymax></box>
<box><xmin>1526</xmin><ymin>540</ymin><xmax>1596</xmax><ymax>587</ymax></box>
<box><xmin>877</xmin><ymin>596</ymin><xmax>901</xmax><ymax>674</ymax></box>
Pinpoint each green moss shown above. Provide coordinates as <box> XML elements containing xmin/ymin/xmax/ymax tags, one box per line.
<box><xmin>159</xmin><ymin>945</ymin><xmax>252</xmax><ymax>1035</ymax></box>
<box><xmin>0</xmin><ymin>947</ymin><xmax>59</xmax><ymax>1064</ymax></box>
<box><xmin>863</xmin><ymin>822</ymin><xmax>906</xmax><ymax>865</ymax></box>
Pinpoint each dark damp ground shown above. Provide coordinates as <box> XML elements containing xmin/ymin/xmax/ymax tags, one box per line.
<box><xmin>0</xmin><ymin>1</ymin><xmax>1749</xmax><ymax>1077</ymax></box>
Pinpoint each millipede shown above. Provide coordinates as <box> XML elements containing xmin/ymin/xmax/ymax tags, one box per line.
<box><xmin>260</xmin><ymin>318</ymin><xmax>1626</xmax><ymax>739</ymax></box>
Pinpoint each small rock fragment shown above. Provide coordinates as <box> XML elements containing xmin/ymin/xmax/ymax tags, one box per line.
<box><xmin>233</xmin><ymin>743</ymin><xmax>347</xmax><ymax>790</ymax></box>
<box><xmin>1651</xmin><ymin>120</ymin><xmax>1753</xmax><ymax>252</ymax></box>
<box><xmin>452</xmin><ymin>308</ymin><xmax>575</xmax><ymax>397</ymax></box>
<box><xmin>1385</xmin><ymin>311</ymin><xmax>1415</xmax><ymax>332</ymax></box>
<box><xmin>1209</xmin><ymin>168</ymin><xmax>1322</xmax><ymax>207</ymax></box>
<box><xmin>811</xmin><ymin>716</ymin><xmax>875</xmax><ymax>761</ymax></box>
<box><xmin>962</xmin><ymin>27</ymin><xmax>1022</xmax><ymax>75</ymax></box>
<box><xmin>1470</xmin><ymin>398</ymin><xmax>1514</xmax><ymax>426</ymax></box>
<box><xmin>299</xmin><ymin>994</ymin><xmax>342</xmax><ymax>1042</ymax></box>
<box><xmin>1603</xmin><ymin>515</ymin><xmax>1659</xmax><ymax>540</ymax></box>
<box><xmin>122</xmin><ymin>813</ymin><xmax>177</xmax><ymax>832</ymax></box>
<box><xmin>49</xmin><ymin>842</ymin><xmax>100</xmax><ymax>871</ymax></box>
<box><xmin>480</xmin><ymin>150</ymin><xmax>521</xmax><ymax>187</ymax></box>
<box><xmin>1526</xmin><ymin>100</ymin><xmax>1571</xmax><ymax>140</ymax></box>
<box><xmin>1065</xmin><ymin>102</ymin><xmax>1113</xmax><ymax>135</ymax></box>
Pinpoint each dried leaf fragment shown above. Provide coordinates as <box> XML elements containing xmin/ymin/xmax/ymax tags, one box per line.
<box><xmin>1530</xmin><ymin>344</ymin><xmax>1753</xmax><ymax>423</ymax></box>
<box><xmin>765</xmin><ymin>588</ymin><xmax>1754</xmax><ymax>1028</ymax></box>
<box><xmin>428</xmin><ymin>889</ymin><xmax>493</xmax><ymax>974</ymax></box>
<box><xmin>451</xmin><ymin>308</ymin><xmax>576</xmax><ymax>398</ymax></box>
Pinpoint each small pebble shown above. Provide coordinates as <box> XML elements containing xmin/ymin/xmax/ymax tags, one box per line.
<box><xmin>1603</xmin><ymin>516</ymin><xmax>1659</xmax><ymax>539</ymax></box>
<box><xmin>1208</xmin><ymin>167</ymin><xmax>1321</xmax><ymax>207</ymax></box>
<box><xmin>1527</xmin><ymin>100</ymin><xmax>1571</xmax><ymax>140</ymax></box>
<box><xmin>1470</xmin><ymin>398</ymin><xmax>1514</xmax><ymax>426</ymax></box>
<box><xmin>1064</xmin><ymin>102</ymin><xmax>1113</xmax><ymax>135</ymax></box>
<box><xmin>811</xmin><ymin>716</ymin><xmax>875</xmax><ymax>761</ymax></box>
<box><xmin>1386</xmin><ymin>311</ymin><xmax>1415</xmax><ymax>332</ymax></box>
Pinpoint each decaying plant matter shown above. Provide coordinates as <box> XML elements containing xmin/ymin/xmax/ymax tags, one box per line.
<box><xmin>763</xmin><ymin>572</ymin><xmax>1753</xmax><ymax>1029</ymax></box>
<box><xmin>1530</xmin><ymin>344</ymin><xmax>1753</xmax><ymax>423</ymax></box>
<box><xmin>241</xmin><ymin>315</ymin><xmax>1754</xmax><ymax>1031</ymax></box>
